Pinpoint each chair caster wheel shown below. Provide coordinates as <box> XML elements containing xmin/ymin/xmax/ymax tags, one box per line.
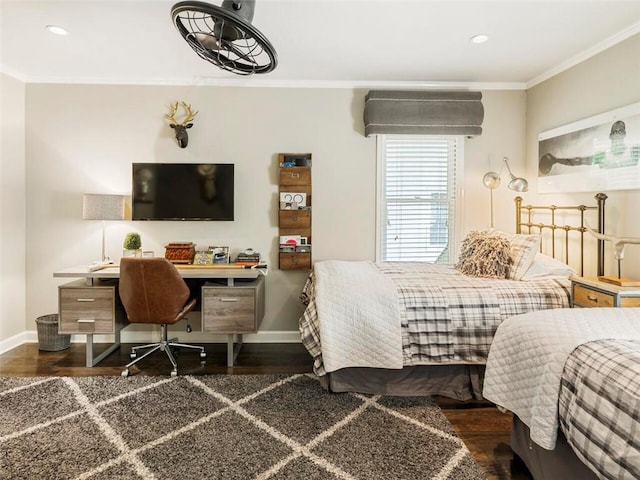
<box><xmin>130</xmin><ymin>352</ymin><xmax>137</xmax><ymax>359</ymax></box>
<box><xmin>186</xmin><ymin>325</ymin><xmax>192</xmax><ymax>333</ymax></box>
<box><xmin>170</xmin><ymin>370</ymin><xmax>178</xmax><ymax>377</ymax></box>
<box><xmin>200</xmin><ymin>352</ymin><xmax>207</xmax><ymax>359</ymax></box>
<box><xmin>121</xmin><ymin>370</ymin><xmax>130</xmax><ymax>377</ymax></box>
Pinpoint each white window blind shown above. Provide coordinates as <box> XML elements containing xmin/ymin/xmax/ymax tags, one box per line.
<box><xmin>377</xmin><ymin>135</ymin><xmax>460</xmax><ymax>263</ymax></box>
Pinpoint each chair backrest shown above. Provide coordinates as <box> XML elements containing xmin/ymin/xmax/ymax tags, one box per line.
<box><xmin>119</xmin><ymin>257</ymin><xmax>191</xmax><ymax>325</ymax></box>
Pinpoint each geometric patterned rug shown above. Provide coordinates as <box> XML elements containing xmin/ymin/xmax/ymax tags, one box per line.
<box><xmin>0</xmin><ymin>374</ymin><xmax>487</xmax><ymax>479</ymax></box>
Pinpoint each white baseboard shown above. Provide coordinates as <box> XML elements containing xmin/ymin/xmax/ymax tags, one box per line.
<box><xmin>0</xmin><ymin>331</ymin><xmax>31</xmax><ymax>355</ymax></box>
<box><xmin>2</xmin><ymin>329</ymin><xmax>302</xmax><ymax>354</ymax></box>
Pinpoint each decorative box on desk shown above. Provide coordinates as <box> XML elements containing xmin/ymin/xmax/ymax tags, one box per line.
<box><xmin>571</xmin><ymin>276</ymin><xmax>640</xmax><ymax>308</ymax></box>
<box><xmin>164</xmin><ymin>242</ymin><xmax>196</xmax><ymax>264</ymax></box>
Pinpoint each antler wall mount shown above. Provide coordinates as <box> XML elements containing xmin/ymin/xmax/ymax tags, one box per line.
<box><xmin>165</xmin><ymin>101</ymin><xmax>198</xmax><ymax>148</ymax></box>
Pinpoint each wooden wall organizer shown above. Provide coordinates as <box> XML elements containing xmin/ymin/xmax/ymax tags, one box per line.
<box><xmin>278</xmin><ymin>153</ymin><xmax>312</xmax><ymax>270</ymax></box>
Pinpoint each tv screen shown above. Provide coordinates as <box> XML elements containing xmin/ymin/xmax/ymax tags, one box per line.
<box><xmin>132</xmin><ymin>163</ymin><xmax>234</xmax><ymax>221</ymax></box>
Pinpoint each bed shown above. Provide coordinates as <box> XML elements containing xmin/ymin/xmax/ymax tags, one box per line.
<box><xmin>299</xmin><ymin>193</ymin><xmax>608</xmax><ymax>400</ymax></box>
<box><xmin>483</xmin><ymin>307</ymin><xmax>640</xmax><ymax>480</ymax></box>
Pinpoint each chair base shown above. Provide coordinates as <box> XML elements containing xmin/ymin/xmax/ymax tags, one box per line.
<box><xmin>122</xmin><ymin>324</ymin><xmax>206</xmax><ymax>377</ymax></box>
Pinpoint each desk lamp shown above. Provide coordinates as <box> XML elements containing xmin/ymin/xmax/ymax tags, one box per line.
<box><xmin>83</xmin><ymin>194</ymin><xmax>126</xmax><ymax>265</ymax></box>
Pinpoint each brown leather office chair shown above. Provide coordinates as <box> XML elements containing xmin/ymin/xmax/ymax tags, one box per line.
<box><xmin>119</xmin><ymin>257</ymin><xmax>206</xmax><ymax>377</ymax></box>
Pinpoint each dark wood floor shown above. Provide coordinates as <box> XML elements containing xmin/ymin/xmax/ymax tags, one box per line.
<box><xmin>0</xmin><ymin>342</ymin><xmax>532</xmax><ymax>480</ymax></box>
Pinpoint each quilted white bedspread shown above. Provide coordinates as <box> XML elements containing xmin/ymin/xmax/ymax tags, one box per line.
<box><xmin>483</xmin><ymin>307</ymin><xmax>640</xmax><ymax>450</ymax></box>
<box><xmin>314</xmin><ymin>260</ymin><xmax>403</xmax><ymax>372</ymax></box>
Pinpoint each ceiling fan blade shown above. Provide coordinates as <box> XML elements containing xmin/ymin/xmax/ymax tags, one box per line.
<box><xmin>192</xmin><ymin>32</ymin><xmax>257</xmax><ymax>65</ymax></box>
<box><xmin>220</xmin><ymin>38</ymin><xmax>258</xmax><ymax>65</ymax></box>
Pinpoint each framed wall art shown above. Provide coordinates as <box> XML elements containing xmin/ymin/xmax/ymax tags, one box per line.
<box><xmin>538</xmin><ymin>101</ymin><xmax>640</xmax><ymax>193</ymax></box>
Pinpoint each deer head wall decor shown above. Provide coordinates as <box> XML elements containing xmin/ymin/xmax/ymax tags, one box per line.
<box><xmin>164</xmin><ymin>101</ymin><xmax>198</xmax><ymax>148</ymax></box>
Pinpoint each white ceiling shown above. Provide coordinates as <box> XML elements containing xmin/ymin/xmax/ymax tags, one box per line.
<box><xmin>2</xmin><ymin>0</ymin><xmax>640</xmax><ymax>89</ymax></box>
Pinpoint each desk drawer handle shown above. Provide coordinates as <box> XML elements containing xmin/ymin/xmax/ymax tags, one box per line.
<box><xmin>587</xmin><ymin>295</ymin><xmax>598</xmax><ymax>302</ymax></box>
<box><xmin>290</xmin><ymin>173</ymin><xmax>300</xmax><ymax>179</ymax></box>
<box><xmin>220</xmin><ymin>298</ymin><xmax>238</xmax><ymax>302</ymax></box>
<box><xmin>77</xmin><ymin>319</ymin><xmax>95</xmax><ymax>324</ymax></box>
<box><xmin>76</xmin><ymin>298</ymin><xmax>95</xmax><ymax>302</ymax></box>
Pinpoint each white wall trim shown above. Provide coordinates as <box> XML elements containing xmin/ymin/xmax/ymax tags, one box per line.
<box><xmin>0</xmin><ymin>69</ymin><xmax>527</xmax><ymax>91</ymax></box>
<box><xmin>527</xmin><ymin>21</ymin><xmax>640</xmax><ymax>89</ymax></box>
<box><xmin>0</xmin><ymin>331</ymin><xmax>31</xmax><ymax>355</ymax></box>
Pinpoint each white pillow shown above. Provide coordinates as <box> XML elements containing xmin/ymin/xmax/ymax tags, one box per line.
<box><xmin>520</xmin><ymin>253</ymin><xmax>576</xmax><ymax>281</ymax></box>
<box><xmin>491</xmin><ymin>230</ymin><xmax>541</xmax><ymax>280</ymax></box>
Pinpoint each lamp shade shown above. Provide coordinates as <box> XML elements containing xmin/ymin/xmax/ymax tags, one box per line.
<box><xmin>82</xmin><ymin>194</ymin><xmax>125</xmax><ymax>220</ymax></box>
<box><xmin>503</xmin><ymin>157</ymin><xmax>529</xmax><ymax>193</ymax></box>
<box><xmin>482</xmin><ymin>171</ymin><xmax>501</xmax><ymax>189</ymax></box>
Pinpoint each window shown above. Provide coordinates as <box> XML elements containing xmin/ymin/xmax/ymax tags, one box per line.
<box><xmin>376</xmin><ymin>135</ymin><xmax>463</xmax><ymax>263</ymax></box>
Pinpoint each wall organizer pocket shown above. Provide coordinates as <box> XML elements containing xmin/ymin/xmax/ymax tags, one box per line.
<box><xmin>278</xmin><ymin>153</ymin><xmax>312</xmax><ymax>270</ymax></box>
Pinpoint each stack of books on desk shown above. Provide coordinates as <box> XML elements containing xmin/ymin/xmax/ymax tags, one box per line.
<box><xmin>235</xmin><ymin>251</ymin><xmax>261</xmax><ymax>266</ymax></box>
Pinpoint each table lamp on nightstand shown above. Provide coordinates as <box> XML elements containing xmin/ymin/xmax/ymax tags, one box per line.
<box><xmin>82</xmin><ymin>193</ymin><xmax>126</xmax><ymax>265</ymax></box>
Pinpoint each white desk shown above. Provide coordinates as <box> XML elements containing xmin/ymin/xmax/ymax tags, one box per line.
<box><xmin>53</xmin><ymin>264</ymin><xmax>266</xmax><ymax>368</ymax></box>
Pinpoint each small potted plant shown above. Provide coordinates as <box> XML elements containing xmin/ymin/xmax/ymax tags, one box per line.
<box><xmin>123</xmin><ymin>232</ymin><xmax>142</xmax><ymax>257</ymax></box>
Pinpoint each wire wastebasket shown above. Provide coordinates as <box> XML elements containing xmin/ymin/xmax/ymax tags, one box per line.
<box><xmin>35</xmin><ymin>314</ymin><xmax>71</xmax><ymax>351</ymax></box>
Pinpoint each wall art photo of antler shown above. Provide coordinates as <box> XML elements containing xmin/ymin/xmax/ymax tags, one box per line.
<box><xmin>164</xmin><ymin>101</ymin><xmax>198</xmax><ymax>148</ymax></box>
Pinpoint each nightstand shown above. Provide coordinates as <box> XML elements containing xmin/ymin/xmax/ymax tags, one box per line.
<box><xmin>571</xmin><ymin>276</ymin><xmax>640</xmax><ymax>308</ymax></box>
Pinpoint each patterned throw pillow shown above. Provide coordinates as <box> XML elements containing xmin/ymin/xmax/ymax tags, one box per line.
<box><xmin>455</xmin><ymin>230</ymin><xmax>512</xmax><ymax>279</ymax></box>
<box><xmin>497</xmin><ymin>232</ymin><xmax>541</xmax><ymax>280</ymax></box>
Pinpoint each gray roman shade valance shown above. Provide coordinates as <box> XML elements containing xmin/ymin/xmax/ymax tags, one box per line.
<box><xmin>363</xmin><ymin>90</ymin><xmax>484</xmax><ymax>137</ymax></box>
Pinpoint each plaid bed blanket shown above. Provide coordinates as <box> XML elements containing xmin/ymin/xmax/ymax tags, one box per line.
<box><xmin>559</xmin><ymin>339</ymin><xmax>640</xmax><ymax>480</ymax></box>
<box><xmin>299</xmin><ymin>261</ymin><xmax>571</xmax><ymax>376</ymax></box>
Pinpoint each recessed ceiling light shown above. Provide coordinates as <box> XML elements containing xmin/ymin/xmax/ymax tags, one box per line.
<box><xmin>470</xmin><ymin>34</ymin><xmax>489</xmax><ymax>44</ymax></box>
<box><xmin>46</xmin><ymin>25</ymin><xmax>69</xmax><ymax>36</ymax></box>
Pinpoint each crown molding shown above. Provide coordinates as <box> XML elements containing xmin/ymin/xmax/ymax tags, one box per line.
<box><xmin>0</xmin><ymin>65</ymin><xmax>28</xmax><ymax>82</ymax></box>
<box><xmin>0</xmin><ymin>70</ymin><xmax>527</xmax><ymax>91</ymax></box>
<box><xmin>527</xmin><ymin>21</ymin><xmax>640</xmax><ymax>89</ymax></box>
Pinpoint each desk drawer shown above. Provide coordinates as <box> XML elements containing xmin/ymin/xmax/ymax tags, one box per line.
<box><xmin>202</xmin><ymin>287</ymin><xmax>257</xmax><ymax>333</ymax></box>
<box><xmin>59</xmin><ymin>287</ymin><xmax>115</xmax><ymax>334</ymax></box>
<box><xmin>573</xmin><ymin>284</ymin><xmax>615</xmax><ymax>308</ymax></box>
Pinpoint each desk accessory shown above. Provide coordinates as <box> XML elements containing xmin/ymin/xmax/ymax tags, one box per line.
<box><xmin>122</xmin><ymin>232</ymin><xmax>142</xmax><ymax>258</ymax></box>
<box><xmin>210</xmin><ymin>246</ymin><xmax>230</xmax><ymax>263</ymax></box>
<box><xmin>164</xmin><ymin>242</ymin><xmax>196</xmax><ymax>264</ymax></box>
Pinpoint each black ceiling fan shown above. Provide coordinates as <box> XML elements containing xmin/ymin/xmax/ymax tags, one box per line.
<box><xmin>171</xmin><ymin>0</ymin><xmax>277</xmax><ymax>75</ymax></box>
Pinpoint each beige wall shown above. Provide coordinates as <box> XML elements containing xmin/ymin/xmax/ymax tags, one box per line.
<box><xmin>0</xmin><ymin>73</ymin><xmax>27</xmax><ymax>347</ymax></box>
<box><xmin>526</xmin><ymin>33</ymin><xmax>640</xmax><ymax>276</ymax></box>
<box><xmin>21</xmin><ymin>84</ymin><xmax>525</xmax><ymax>341</ymax></box>
<box><xmin>3</xmin><ymin>34</ymin><xmax>639</xmax><ymax>348</ymax></box>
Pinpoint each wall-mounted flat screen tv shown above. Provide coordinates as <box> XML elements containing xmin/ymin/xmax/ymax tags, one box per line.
<box><xmin>132</xmin><ymin>163</ymin><xmax>234</xmax><ymax>221</ymax></box>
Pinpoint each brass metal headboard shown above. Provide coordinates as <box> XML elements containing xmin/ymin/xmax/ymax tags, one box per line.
<box><xmin>515</xmin><ymin>193</ymin><xmax>607</xmax><ymax>277</ymax></box>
